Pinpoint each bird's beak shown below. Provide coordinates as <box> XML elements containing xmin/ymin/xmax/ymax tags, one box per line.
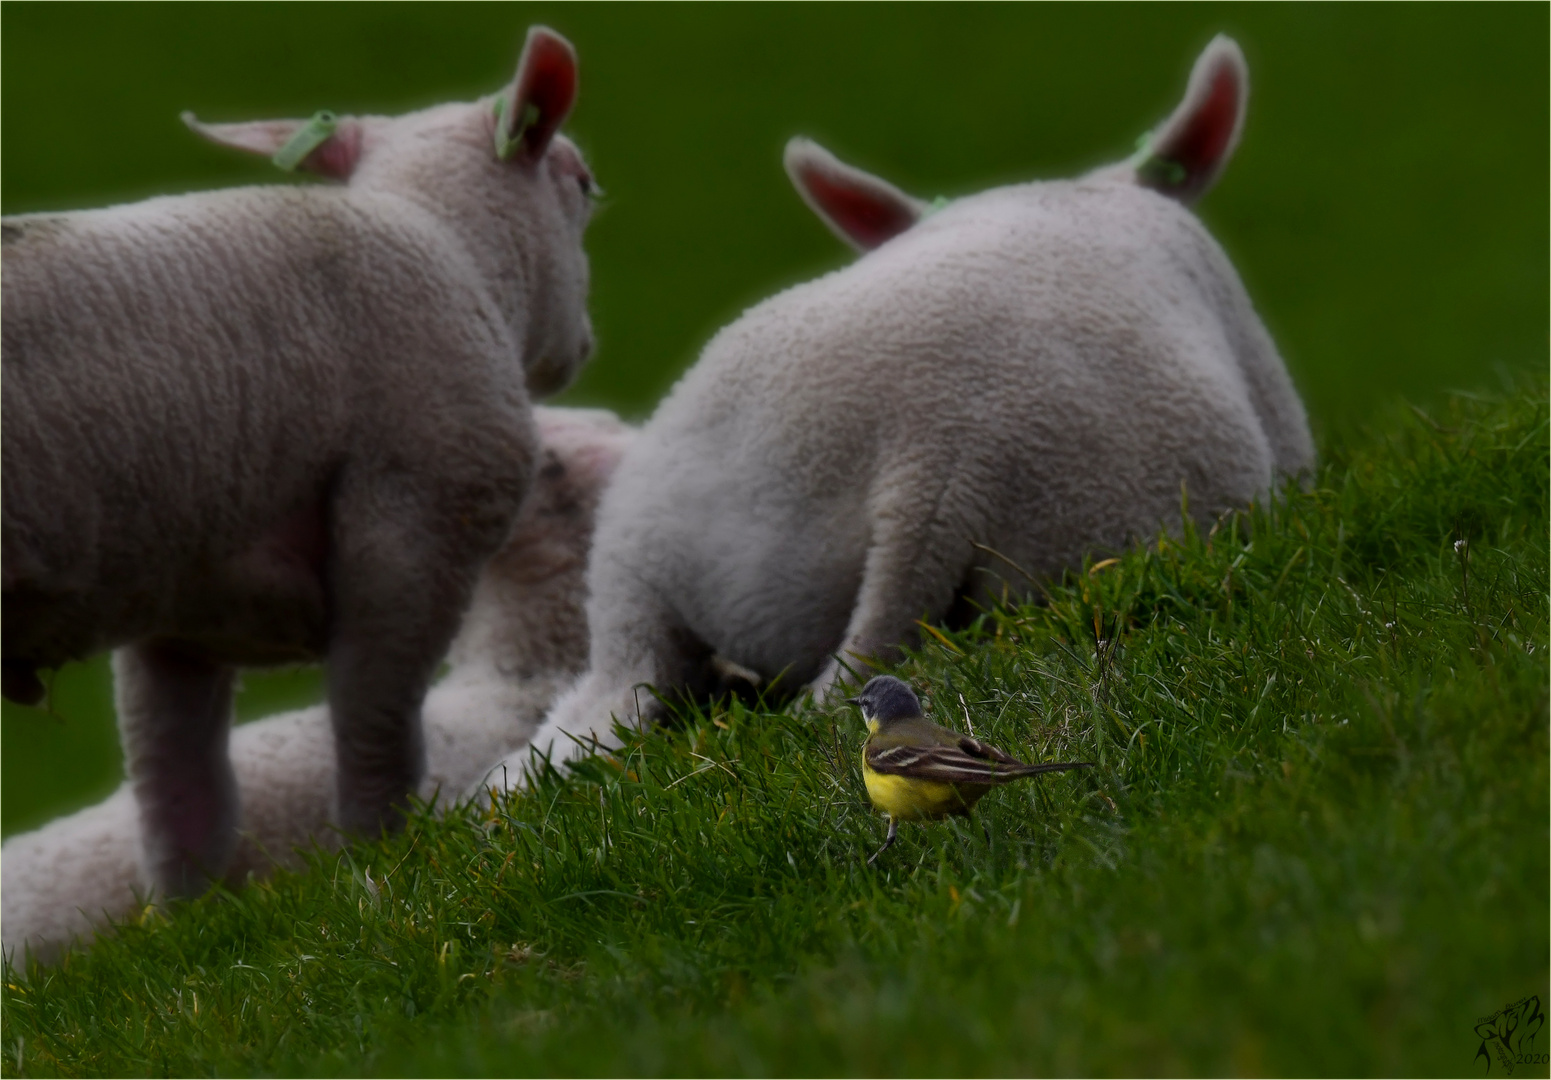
<box><xmin>845</xmin><ymin>696</ymin><xmax>861</xmax><ymax>707</ymax></box>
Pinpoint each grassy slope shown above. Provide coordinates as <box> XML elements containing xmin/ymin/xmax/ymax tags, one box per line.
<box><xmin>4</xmin><ymin>381</ymin><xmax>1545</xmax><ymax>1077</ymax></box>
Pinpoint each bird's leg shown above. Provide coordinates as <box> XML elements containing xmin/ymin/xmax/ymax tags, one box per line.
<box><xmin>867</xmin><ymin>817</ymin><xmax>898</xmax><ymax>866</ymax></box>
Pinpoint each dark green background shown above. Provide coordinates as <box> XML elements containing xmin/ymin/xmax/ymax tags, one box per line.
<box><xmin>3</xmin><ymin>3</ymin><xmax>1545</xmax><ymax>836</ymax></box>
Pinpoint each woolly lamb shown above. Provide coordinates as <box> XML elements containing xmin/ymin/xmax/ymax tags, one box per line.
<box><xmin>483</xmin><ymin>35</ymin><xmax>1313</xmax><ymax>792</ymax></box>
<box><xmin>1</xmin><ymin>407</ymin><xmax>633</xmax><ymax>966</ymax></box>
<box><xmin>2</xmin><ymin>27</ymin><xmax>597</xmax><ymax>896</ymax></box>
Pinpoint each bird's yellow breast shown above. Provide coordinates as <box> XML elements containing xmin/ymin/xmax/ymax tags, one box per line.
<box><xmin>862</xmin><ymin>761</ymin><xmax>986</xmax><ymax>821</ymax></box>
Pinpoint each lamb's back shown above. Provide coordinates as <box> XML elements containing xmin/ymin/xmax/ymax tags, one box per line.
<box><xmin>645</xmin><ymin>180</ymin><xmax>1268</xmax><ymax>511</ymax></box>
<box><xmin>1</xmin><ymin>186</ymin><xmax>515</xmax><ymax>587</ymax></box>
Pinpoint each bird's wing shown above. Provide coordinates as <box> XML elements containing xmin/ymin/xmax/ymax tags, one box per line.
<box><xmin>866</xmin><ymin>741</ymin><xmax>1091</xmax><ymax>785</ymax></box>
<box><xmin>866</xmin><ymin>741</ymin><xmax>999</xmax><ymax>784</ymax></box>
<box><xmin>956</xmin><ymin>734</ymin><xmax>1024</xmax><ymax>765</ymax></box>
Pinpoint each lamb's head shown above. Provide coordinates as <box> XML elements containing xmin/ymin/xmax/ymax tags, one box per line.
<box><xmin>182</xmin><ymin>26</ymin><xmax>596</xmax><ymax>398</ymax></box>
<box><xmin>783</xmin><ymin>35</ymin><xmax>1248</xmax><ymax>252</ymax></box>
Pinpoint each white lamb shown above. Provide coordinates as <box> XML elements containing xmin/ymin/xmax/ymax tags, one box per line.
<box><xmin>1</xmin><ymin>407</ymin><xmax>633</xmax><ymax>967</ymax></box>
<box><xmin>483</xmin><ymin>35</ymin><xmax>1313</xmax><ymax>792</ymax></box>
<box><xmin>2</xmin><ymin>28</ymin><xmax>598</xmax><ymax>897</ymax></box>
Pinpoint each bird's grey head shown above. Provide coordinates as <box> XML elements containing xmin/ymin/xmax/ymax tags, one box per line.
<box><xmin>848</xmin><ymin>675</ymin><xmax>923</xmax><ymax>729</ymax></box>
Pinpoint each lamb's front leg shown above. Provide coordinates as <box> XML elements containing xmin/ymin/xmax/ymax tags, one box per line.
<box><xmin>477</xmin><ymin>669</ymin><xmax>642</xmax><ymax>797</ymax></box>
<box><xmin>114</xmin><ymin>642</ymin><xmax>239</xmax><ymax>898</ymax></box>
<box><xmin>475</xmin><ymin>585</ymin><xmax>706</xmax><ymax>798</ymax></box>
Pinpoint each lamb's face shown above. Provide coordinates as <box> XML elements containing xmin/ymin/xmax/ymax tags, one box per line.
<box><xmin>514</xmin><ymin>132</ymin><xmax>596</xmax><ymax>398</ymax></box>
<box><xmin>485</xmin><ymin>26</ymin><xmax>595</xmax><ymax>399</ymax></box>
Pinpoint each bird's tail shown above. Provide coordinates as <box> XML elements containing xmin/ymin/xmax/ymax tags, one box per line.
<box><xmin>1004</xmin><ymin>760</ymin><xmax>1094</xmax><ymax>780</ymax></box>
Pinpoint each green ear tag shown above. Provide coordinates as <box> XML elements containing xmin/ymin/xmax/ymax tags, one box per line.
<box><xmin>1129</xmin><ymin>131</ymin><xmax>1187</xmax><ymax>189</ymax></box>
<box><xmin>1136</xmin><ymin>154</ymin><xmax>1188</xmax><ymax>189</ymax></box>
<box><xmin>921</xmin><ymin>195</ymin><xmax>953</xmax><ymax>218</ymax></box>
<box><xmin>493</xmin><ymin>98</ymin><xmax>541</xmax><ymax>160</ymax></box>
<box><xmin>272</xmin><ymin>110</ymin><xmax>339</xmax><ymax>172</ymax></box>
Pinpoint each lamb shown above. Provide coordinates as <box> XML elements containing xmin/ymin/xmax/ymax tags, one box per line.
<box><xmin>1</xmin><ymin>26</ymin><xmax>597</xmax><ymax>898</ymax></box>
<box><xmin>1</xmin><ymin>407</ymin><xmax>633</xmax><ymax>967</ymax></box>
<box><xmin>481</xmin><ymin>35</ymin><xmax>1313</xmax><ymax>792</ymax></box>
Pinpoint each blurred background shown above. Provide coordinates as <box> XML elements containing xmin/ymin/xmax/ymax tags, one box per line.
<box><xmin>3</xmin><ymin>3</ymin><xmax>1545</xmax><ymax>836</ymax></box>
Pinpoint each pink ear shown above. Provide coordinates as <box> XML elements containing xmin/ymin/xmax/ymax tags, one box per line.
<box><xmin>783</xmin><ymin>138</ymin><xmax>927</xmax><ymax>252</ymax></box>
<box><xmin>533</xmin><ymin>407</ymin><xmax>632</xmax><ymax>488</ymax></box>
<box><xmin>1132</xmin><ymin>35</ymin><xmax>1247</xmax><ymax>204</ymax></box>
<box><xmin>495</xmin><ymin>26</ymin><xmax>578</xmax><ymax>160</ymax></box>
<box><xmin>181</xmin><ymin>112</ymin><xmax>362</xmax><ymax>181</ymax></box>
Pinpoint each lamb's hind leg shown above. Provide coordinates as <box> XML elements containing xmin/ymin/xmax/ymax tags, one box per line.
<box><xmin>114</xmin><ymin>642</ymin><xmax>238</xmax><ymax>898</ymax></box>
<box><xmin>811</xmin><ymin>495</ymin><xmax>976</xmax><ymax>701</ymax></box>
<box><xmin>326</xmin><ymin>468</ymin><xmax>525</xmax><ymax>838</ymax></box>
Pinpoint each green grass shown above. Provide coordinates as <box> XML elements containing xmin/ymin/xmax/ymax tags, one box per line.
<box><xmin>2</xmin><ymin>8</ymin><xmax>1544</xmax><ymax>1072</ymax></box>
<box><xmin>5</xmin><ymin>380</ymin><xmax>1545</xmax><ymax>1077</ymax></box>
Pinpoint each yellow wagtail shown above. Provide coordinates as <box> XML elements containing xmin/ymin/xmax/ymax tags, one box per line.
<box><xmin>848</xmin><ymin>675</ymin><xmax>1093</xmax><ymax>864</ymax></box>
